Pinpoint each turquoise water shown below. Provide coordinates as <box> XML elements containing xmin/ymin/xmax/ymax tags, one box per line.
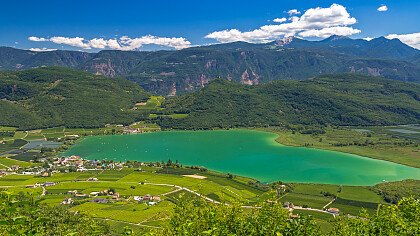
<box><xmin>64</xmin><ymin>130</ymin><xmax>420</xmax><ymax>185</ymax></box>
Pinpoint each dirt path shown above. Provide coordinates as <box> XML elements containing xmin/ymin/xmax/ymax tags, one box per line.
<box><xmin>323</xmin><ymin>198</ymin><xmax>336</xmax><ymax>209</ymax></box>
<box><xmin>100</xmin><ymin>218</ymin><xmax>162</xmax><ymax>229</ymax></box>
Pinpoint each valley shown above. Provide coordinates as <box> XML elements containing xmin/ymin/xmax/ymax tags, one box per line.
<box><xmin>1</xmin><ymin>1</ymin><xmax>420</xmax><ymax>235</ymax></box>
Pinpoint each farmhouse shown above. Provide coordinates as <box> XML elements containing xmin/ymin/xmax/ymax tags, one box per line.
<box><xmin>133</xmin><ymin>196</ymin><xmax>143</xmax><ymax>202</ymax></box>
<box><xmin>61</xmin><ymin>198</ymin><xmax>74</xmax><ymax>205</ymax></box>
<box><xmin>327</xmin><ymin>208</ymin><xmax>340</xmax><ymax>214</ymax></box>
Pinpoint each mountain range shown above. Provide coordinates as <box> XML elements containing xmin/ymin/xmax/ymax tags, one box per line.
<box><xmin>1</xmin><ymin>67</ymin><xmax>419</xmax><ymax>130</ymax></box>
<box><xmin>1</xmin><ymin>36</ymin><xmax>419</xmax><ymax>95</ymax></box>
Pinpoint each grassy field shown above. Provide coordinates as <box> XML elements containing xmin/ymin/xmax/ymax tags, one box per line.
<box><xmin>134</xmin><ymin>96</ymin><xmax>165</xmax><ymax>110</ymax></box>
<box><xmin>269</xmin><ymin>126</ymin><xmax>420</xmax><ymax>168</ymax></box>
<box><xmin>279</xmin><ymin>183</ymin><xmax>387</xmax><ymax>217</ymax></box>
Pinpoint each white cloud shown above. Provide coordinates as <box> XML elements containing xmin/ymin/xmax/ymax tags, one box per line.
<box><xmin>386</xmin><ymin>32</ymin><xmax>420</xmax><ymax>49</ymax></box>
<box><xmin>28</xmin><ymin>36</ymin><xmax>48</xmax><ymax>42</ymax></box>
<box><xmin>299</xmin><ymin>26</ymin><xmax>361</xmax><ymax>38</ymax></box>
<box><xmin>273</xmin><ymin>17</ymin><xmax>287</xmax><ymax>23</ymax></box>
<box><xmin>377</xmin><ymin>5</ymin><xmax>388</xmax><ymax>12</ymax></box>
<box><xmin>206</xmin><ymin>4</ymin><xmax>360</xmax><ymax>43</ymax></box>
<box><xmin>50</xmin><ymin>37</ymin><xmax>91</xmax><ymax>49</ymax></box>
<box><xmin>29</xmin><ymin>47</ymin><xmax>57</xmax><ymax>52</ymax></box>
<box><xmin>363</xmin><ymin>37</ymin><xmax>374</xmax><ymax>41</ymax></box>
<box><xmin>88</xmin><ymin>38</ymin><xmax>109</xmax><ymax>49</ymax></box>
<box><xmin>288</xmin><ymin>9</ymin><xmax>301</xmax><ymax>15</ymax></box>
<box><xmin>28</xmin><ymin>35</ymin><xmax>191</xmax><ymax>50</ymax></box>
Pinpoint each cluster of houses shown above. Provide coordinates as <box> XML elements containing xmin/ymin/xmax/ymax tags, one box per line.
<box><xmin>61</xmin><ymin>190</ymin><xmax>162</xmax><ymax>206</ymax></box>
<box><xmin>64</xmin><ymin>189</ymin><xmax>120</xmax><ymax>199</ymax></box>
<box><xmin>53</xmin><ymin>155</ymin><xmax>84</xmax><ymax>166</ymax></box>
<box><xmin>133</xmin><ymin>194</ymin><xmax>161</xmax><ymax>206</ymax></box>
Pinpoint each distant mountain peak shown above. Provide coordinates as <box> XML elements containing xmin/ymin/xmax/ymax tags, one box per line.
<box><xmin>322</xmin><ymin>35</ymin><xmax>351</xmax><ymax>42</ymax></box>
<box><xmin>275</xmin><ymin>36</ymin><xmax>295</xmax><ymax>46</ymax></box>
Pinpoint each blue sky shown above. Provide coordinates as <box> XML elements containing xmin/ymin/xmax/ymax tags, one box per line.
<box><xmin>1</xmin><ymin>0</ymin><xmax>419</xmax><ymax>51</ymax></box>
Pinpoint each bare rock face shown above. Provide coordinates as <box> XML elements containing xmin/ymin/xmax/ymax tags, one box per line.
<box><xmin>367</xmin><ymin>67</ymin><xmax>381</xmax><ymax>76</ymax></box>
<box><xmin>205</xmin><ymin>60</ymin><xmax>217</xmax><ymax>69</ymax></box>
<box><xmin>199</xmin><ymin>74</ymin><xmax>209</xmax><ymax>87</ymax></box>
<box><xmin>250</xmin><ymin>69</ymin><xmax>260</xmax><ymax>85</ymax></box>
<box><xmin>92</xmin><ymin>60</ymin><xmax>116</xmax><ymax>77</ymax></box>
<box><xmin>241</xmin><ymin>69</ymin><xmax>260</xmax><ymax>85</ymax></box>
<box><xmin>168</xmin><ymin>82</ymin><xmax>177</xmax><ymax>96</ymax></box>
<box><xmin>241</xmin><ymin>69</ymin><xmax>253</xmax><ymax>85</ymax></box>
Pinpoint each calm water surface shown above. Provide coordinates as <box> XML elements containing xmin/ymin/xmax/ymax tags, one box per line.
<box><xmin>64</xmin><ymin>130</ymin><xmax>420</xmax><ymax>185</ymax></box>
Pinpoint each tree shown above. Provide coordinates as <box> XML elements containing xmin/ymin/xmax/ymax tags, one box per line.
<box><xmin>0</xmin><ymin>191</ymin><xmax>109</xmax><ymax>235</ymax></box>
<box><xmin>154</xmin><ymin>196</ymin><xmax>320</xmax><ymax>235</ymax></box>
<box><xmin>331</xmin><ymin>197</ymin><xmax>420</xmax><ymax>235</ymax></box>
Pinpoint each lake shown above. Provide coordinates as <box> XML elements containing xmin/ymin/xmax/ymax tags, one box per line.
<box><xmin>64</xmin><ymin>129</ymin><xmax>420</xmax><ymax>185</ymax></box>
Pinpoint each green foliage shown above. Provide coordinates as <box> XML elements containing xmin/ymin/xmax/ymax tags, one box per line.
<box><xmin>371</xmin><ymin>180</ymin><xmax>420</xmax><ymax>204</ymax></box>
<box><xmin>0</xmin><ymin>192</ymin><xmax>109</xmax><ymax>235</ymax></box>
<box><xmin>158</xmin><ymin>75</ymin><xmax>420</xmax><ymax>129</ymax></box>
<box><xmin>0</xmin><ymin>67</ymin><xmax>150</xmax><ymax>129</ymax></box>
<box><xmin>155</xmin><ymin>197</ymin><xmax>320</xmax><ymax>236</ymax></box>
<box><xmin>331</xmin><ymin>197</ymin><xmax>420</xmax><ymax>235</ymax></box>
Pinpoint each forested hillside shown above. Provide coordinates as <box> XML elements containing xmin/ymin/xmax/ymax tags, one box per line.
<box><xmin>157</xmin><ymin>74</ymin><xmax>420</xmax><ymax>129</ymax></box>
<box><xmin>0</xmin><ymin>67</ymin><xmax>149</xmax><ymax>129</ymax></box>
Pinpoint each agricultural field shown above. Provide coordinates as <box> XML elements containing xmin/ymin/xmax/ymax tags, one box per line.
<box><xmin>0</xmin><ymin>167</ymin><xmax>267</xmax><ymax>231</ymax></box>
<box><xmin>0</xmin><ymin>156</ymin><xmax>35</xmax><ymax>169</ymax></box>
<box><xmin>134</xmin><ymin>96</ymin><xmax>165</xmax><ymax>110</ymax></box>
<box><xmin>270</xmin><ymin>126</ymin><xmax>420</xmax><ymax>168</ymax></box>
<box><xmin>0</xmin><ymin>164</ymin><xmax>408</xmax><ymax>233</ymax></box>
<box><xmin>0</xmin><ymin>161</ymin><xmax>417</xmax><ymax>234</ymax></box>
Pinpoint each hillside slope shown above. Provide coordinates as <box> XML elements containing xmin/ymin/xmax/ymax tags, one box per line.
<box><xmin>0</xmin><ymin>67</ymin><xmax>149</xmax><ymax>129</ymax></box>
<box><xmin>157</xmin><ymin>74</ymin><xmax>420</xmax><ymax>129</ymax></box>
